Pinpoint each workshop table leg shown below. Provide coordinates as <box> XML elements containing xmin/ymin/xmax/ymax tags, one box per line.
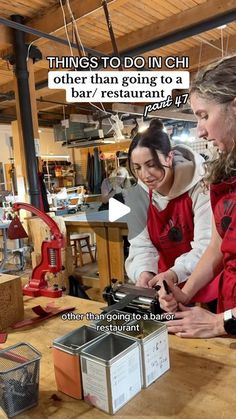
<box><xmin>66</xmin><ymin>224</ymin><xmax>111</xmax><ymax>298</ymax></box>
<box><xmin>107</xmin><ymin>227</ymin><xmax>124</xmax><ymax>282</ymax></box>
<box><xmin>95</xmin><ymin>226</ymin><xmax>111</xmax><ymax>296</ymax></box>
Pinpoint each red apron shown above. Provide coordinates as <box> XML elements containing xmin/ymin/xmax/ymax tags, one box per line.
<box><xmin>147</xmin><ymin>190</ymin><xmax>194</xmax><ymax>272</ymax></box>
<box><xmin>147</xmin><ymin>189</ymin><xmax>219</xmax><ymax>303</ymax></box>
<box><xmin>210</xmin><ymin>177</ymin><xmax>236</xmax><ymax>313</ymax></box>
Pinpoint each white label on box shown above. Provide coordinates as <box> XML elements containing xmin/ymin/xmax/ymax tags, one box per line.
<box><xmin>111</xmin><ymin>346</ymin><xmax>141</xmax><ymax>413</ymax></box>
<box><xmin>143</xmin><ymin>329</ymin><xmax>170</xmax><ymax>386</ymax></box>
<box><xmin>81</xmin><ymin>358</ymin><xmax>109</xmax><ymax>412</ymax></box>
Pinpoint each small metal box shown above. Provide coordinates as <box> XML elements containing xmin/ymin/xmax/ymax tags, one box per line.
<box><xmin>52</xmin><ymin>325</ymin><xmax>106</xmax><ymax>399</ymax></box>
<box><xmin>80</xmin><ymin>333</ymin><xmax>141</xmax><ymax>414</ymax></box>
<box><xmin>119</xmin><ymin>319</ymin><xmax>170</xmax><ymax>388</ymax></box>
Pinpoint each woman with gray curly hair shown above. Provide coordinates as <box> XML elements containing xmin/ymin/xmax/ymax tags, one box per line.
<box><xmin>159</xmin><ymin>54</ymin><xmax>236</xmax><ymax>338</ymax></box>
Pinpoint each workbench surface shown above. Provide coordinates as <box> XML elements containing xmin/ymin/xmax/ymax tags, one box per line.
<box><xmin>3</xmin><ymin>295</ymin><xmax>236</xmax><ymax>419</ymax></box>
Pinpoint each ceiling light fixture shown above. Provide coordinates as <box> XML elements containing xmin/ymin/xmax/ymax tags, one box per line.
<box><xmin>137</xmin><ymin>117</ymin><xmax>149</xmax><ymax>133</ymax></box>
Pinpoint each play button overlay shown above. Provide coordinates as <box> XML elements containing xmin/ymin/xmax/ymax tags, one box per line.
<box><xmin>64</xmin><ymin>183</ymin><xmax>146</xmax><ymax>244</ymax></box>
<box><xmin>109</xmin><ymin>197</ymin><xmax>130</xmax><ymax>222</ymax></box>
<box><xmin>64</xmin><ymin>183</ymin><xmax>147</xmax><ymax>244</ymax></box>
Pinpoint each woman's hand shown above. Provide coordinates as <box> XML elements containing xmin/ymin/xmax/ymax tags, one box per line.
<box><xmin>166</xmin><ymin>304</ymin><xmax>225</xmax><ymax>338</ymax></box>
<box><xmin>136</xmin><ymin>271</ymin><xmax>154</xmax><ymax>288</ymax></box>
<box><xmin>158</xmin><ymin>281</ymin><xmax>189</xmax><ymax>313</ymax></box>
<box><xmin>148</xmin><ymin>270</ymin><xmax>178</xmax><ymax>288</ymax></box>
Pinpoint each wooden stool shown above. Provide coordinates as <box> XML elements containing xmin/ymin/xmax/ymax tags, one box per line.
<box><xmin>70</xmin><ymin>233</ymin><xmax>95</xmax><ymax>267</ymax></box>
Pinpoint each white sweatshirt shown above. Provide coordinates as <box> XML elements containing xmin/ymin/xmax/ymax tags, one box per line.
<box><xmin>124</xmin><ymin>144</ymin><xmax>212</xmax><ymax>284</ymax></box>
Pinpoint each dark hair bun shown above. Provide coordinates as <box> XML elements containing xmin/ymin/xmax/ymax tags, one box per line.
<box><xmin>149</xmin><ymin>118</ymin><xmax>164</xmax><ymax>131</ymax></box>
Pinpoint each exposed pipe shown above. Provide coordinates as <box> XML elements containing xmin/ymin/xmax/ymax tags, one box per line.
<box><xmin>0</xmin><ymin>91</ymin><xmax>14</xmax><ymax>101</ymax></box>
<box><xmin>37</xmin><ymin>98</ymin><xmax>69</xmax><ymax>106</ymax></box>
<box><xmin>11</xmin><ymin>14</ymin><xmax>40</xmax><ymax>208</ymax></box>
<box><xmin>122</xmin><ymin>10</ymin><xmax>236</xmax><ymax>56</ymax></box>
<box><xmin>0</xmin><ymin>16</ymin><xmax>106</xmax><ymax>58</ymax></box>
<box><xmin>0</xmin><ymin>112</ymin><xmax>62</xmax><ymax>125</ymax></box>
<box><xmin>0</xmin><ymin>9</ymin><xmax>235</xmax><ymax>63</ymax></box>
<box><xmin>0</xmin><ymin>9</ymin><xmax>235</xmax><ymax>129</ymax></box>
<box><xmin>102</xmin><ymin>0</ymin><xmax>123</xmax><ymax>71</ymax></box>
<box><xmin>0</xmin><ymin>79</ymin><xmax>50</xmax><ymax>104</ymax></box>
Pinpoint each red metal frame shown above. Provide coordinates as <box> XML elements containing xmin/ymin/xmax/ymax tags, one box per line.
<box><xmin>12</xmin><ymin>202</ymin><xmax>65</xmax><ymax>297</ymax></box>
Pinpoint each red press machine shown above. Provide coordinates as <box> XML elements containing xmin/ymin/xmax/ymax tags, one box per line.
<box><xmin>10</xmin><ymin>202</ymin><xmax>65</xmax><ymax>298</ymax></box>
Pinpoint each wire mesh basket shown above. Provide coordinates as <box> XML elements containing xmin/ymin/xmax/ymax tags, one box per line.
<box><xmin>0</xmin><ymin>343</ymin><xmax>41</xmax><ymax>417</ymax></box>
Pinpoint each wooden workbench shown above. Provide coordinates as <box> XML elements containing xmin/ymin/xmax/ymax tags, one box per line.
<box><xmin>2</xmin><ymin>295</ymin><xmax>236</xmax><ymax>419</ymax></box>
<box><xmin>105</xmin><ymin>220</ymin><xmax>128</xmax><ymax>281</ymax></box>
<box><xmin>64</xmin><ymin>212</ymin><xmax>110</xmax><ymax>293</ymax></box>
<box><xmin>64</xmin><ymin>211</ymin><xmax>128</xmax><ymax>292</ymax></box>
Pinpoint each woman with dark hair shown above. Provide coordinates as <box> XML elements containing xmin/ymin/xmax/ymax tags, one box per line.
<box><xmin>159</xmin><ymin>55</ymin><xmax>236</xmax><ymax>338</ymax></box>
<box><xmin>125</xmin><ymin>118</ymin><xmax>212</xmax><ymax>292</ymax></box>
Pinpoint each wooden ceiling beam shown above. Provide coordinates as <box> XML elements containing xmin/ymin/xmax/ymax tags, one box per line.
<box><xmin>0</xmin><ymin>108</ymin><xmax>63</xmax><ymax>125</ymax></box>
<box><xmin>0</xmin><ymin>69</ymin><xmax>48</xmax><ymax>94</ymax></box>
<box><xmin>186</xmin><ymin>33</ymin><xmax>236</xmax><ymax>70</ymax></box>
<box><xmin>0</xmin><ymin>105</ymin><xmax>16</xmax><ymax>116</ymax></box>
<box><xmin>1</xmin><ymin>1</ymin><xmax>235</xmax><ymax>68</ymax></box>
<box><xmin>1</xmin><ymin>31</ymin><xmax>235</xmax><ymax>119</ymax></box>
<box><xmin>0</xmin><ymin>25</ymin><xmax>12</xmax><ymax>50</ymax></box>
<box><xmin>26</xmin><ymin>0</ymin><xmax>124</xmax><ymax>42</ymax></box>
<box><xmin>96</xmin><ymin>0</ymin><xmax>236</xmax><ymax>54</ymax></box>
<box><xmin>36</xmin><ymin>91</ymin><xmax>67</xmax><ymax>111</ymax></box>
<box><xmin>0</xmin><ymin>0</ymin><xmax>119</xmax><ymax>51</ymax></box>
<box><xmin>0</xmin><ymin>91</ymin><xmax>66</xmax><ymax>115</ymax></box>
<box><xmin>34</xmin><ymin>59</ymin><xmax>51</xmax><ymax>70</ymax></box>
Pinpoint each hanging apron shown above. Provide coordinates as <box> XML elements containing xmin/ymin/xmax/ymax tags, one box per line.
<box><xmin>147</xmin><ymin>189</ymin><xmax>219</xmax><ymax>303</ymax></box>
<box><xmin>147</xmin><ymin>190</ymin><xmax>194</xmax><ymax>272</ymax></box>
<box><xmin>210</xmin><ymin>178</ymin><xmax>236</xmax><ymax>313</ymax></box>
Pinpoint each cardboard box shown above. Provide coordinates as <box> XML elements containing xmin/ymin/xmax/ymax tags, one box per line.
<box><xmin>0</xmin><ymin>274</ymin><xmax>24</xmax><ymax>330</ymax></box>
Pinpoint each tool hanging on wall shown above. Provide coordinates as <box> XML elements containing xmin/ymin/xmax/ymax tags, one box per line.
<box><xmin>9</xmin><ymin>202</ymin><xmax>65</xmax><ymax>298</ymax></box>
<box><xmin>102</xmin><ymin>0</ymin><xmax>123</xmax><ymax>71</ymax></box>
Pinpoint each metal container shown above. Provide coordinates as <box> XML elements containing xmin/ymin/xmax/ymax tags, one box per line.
<box><xmin>0</xmin><ymin>343</ymin><xmax>41</xmax><ymax>418</ymax></box>
<box><xmin>119</xmin><ymin>319</ymin><xmax>170</xmax><ymax>388</ymax></box>
<box><xmin>80</xmin><ymin>333</ymin><xmax>141</xmax><ymax>414</ymax></box>
<box><xmin>90</xmin><ymin>310</ymin><xmax>132</xmax><ymax>332</ymax></box>
<box><xmin>52</xmin><ymin>325</ymin><xmax>106</xmax><ymax>399</ymax></box>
